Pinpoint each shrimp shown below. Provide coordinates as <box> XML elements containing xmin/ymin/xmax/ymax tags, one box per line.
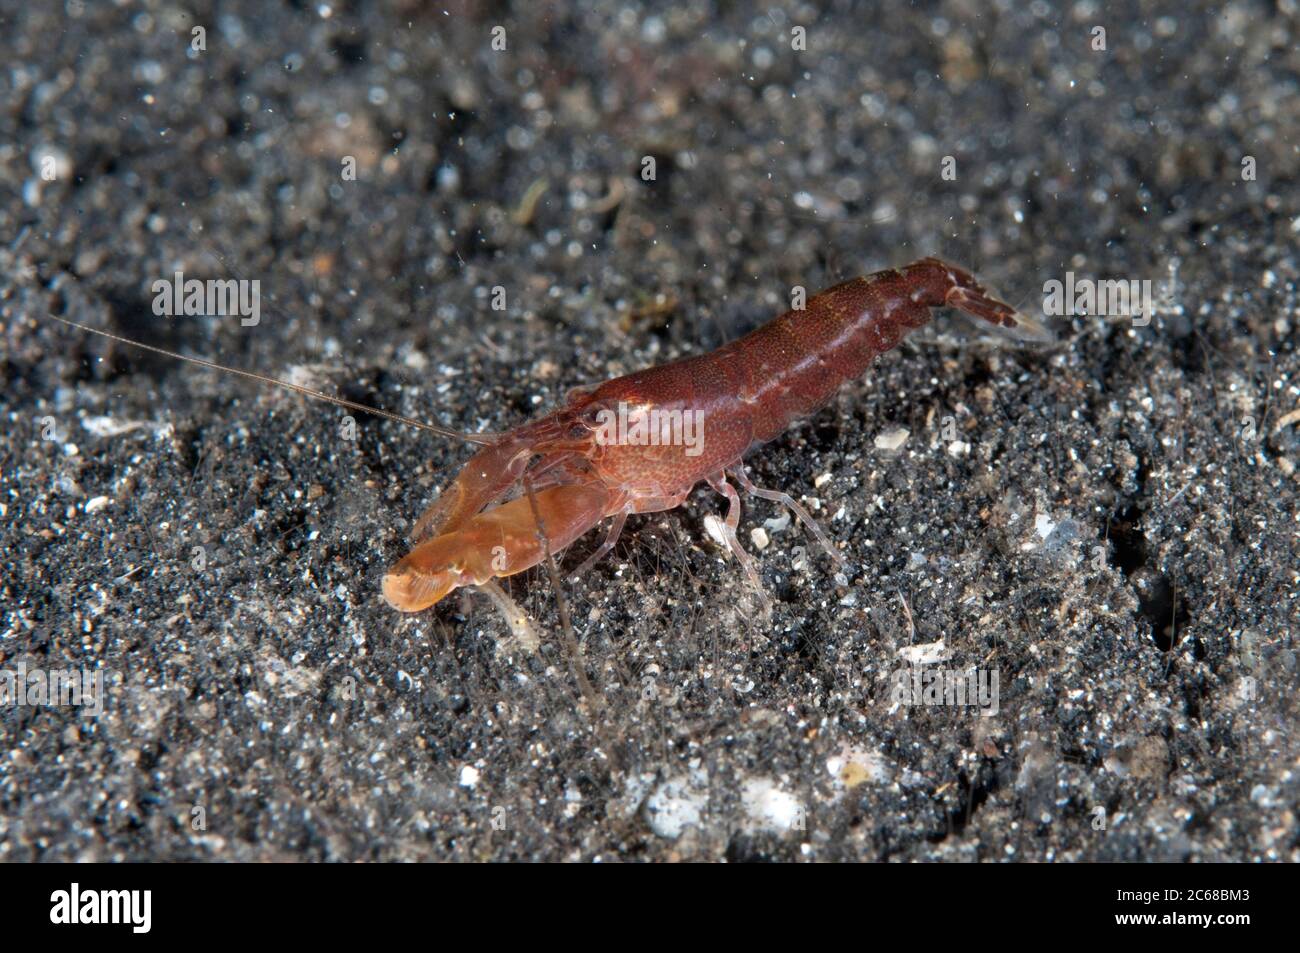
<box><xmin>381</xmin><ymin>257</ymin><xmax>1041</xmax><ymax>612</ymax></box>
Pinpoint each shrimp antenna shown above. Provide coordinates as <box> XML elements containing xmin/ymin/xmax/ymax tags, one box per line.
<box><xmin>49</xmin><ymin>315</ymin><xmax>499</xmax><ymax>446</ymax></box>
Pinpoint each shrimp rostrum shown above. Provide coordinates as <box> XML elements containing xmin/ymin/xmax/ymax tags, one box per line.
<box><xmin>382</xmin><ymin>257</ymin><xmax>1038</xmax><ymax>612</ymax></box>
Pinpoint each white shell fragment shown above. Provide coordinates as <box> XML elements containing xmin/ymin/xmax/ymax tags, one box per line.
<box><xmin>645</xmin><ymin>764</ymin><xmax>710</xmax><ymax>840</ymax></box>
<box><xmin>740</xmin><ymin>778</ymin><xmax>803</xmax><ymax>833</ymax></box>
<box><xmin>874</xmin><ymin>426</ymin><xmax>910</xmax><ymax>450</ymax></box>
<box><xmin>703</xmin><ymin>513</ymin><xmax>728</xmax><ymax>547</ymax></box>
<box><xmin>898</xmin><ymin>639</ymin><xmax>950</xmax><ymax>665</ymax></box>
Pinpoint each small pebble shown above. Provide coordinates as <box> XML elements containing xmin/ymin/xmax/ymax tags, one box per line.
<box><xmin>703</xmin><ymin>513</ymin><xmax>727</xmax><ymax>547</ymax></box>
<box><xmin>764</xmin><ymin>511</ymin><xmax>791</xmax><ymax>533</ymax></box>
<box><xmin>875</xmin><ymin>426</ymin><xmax>910</xmax><ymax>450</ymax></box>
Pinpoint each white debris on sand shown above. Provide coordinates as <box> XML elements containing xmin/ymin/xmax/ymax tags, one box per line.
<box><xmin>898</xmin><ymin>639</ymin><xmax>950</xmax><ymax>665</ymax></box>
<box><xmin>739</xmin><ymin>777</ymin><xmax>803</xmax><ymax>834</ymax></box>
<box><xmin>644</xmin><ymin>762</ymin><xmax>710</xmax><ymax>839</ymax></box>
<box><xmin>874</xmin><ymin>426</ymin><xmax>910</xmax><ymax>450</ymax></box>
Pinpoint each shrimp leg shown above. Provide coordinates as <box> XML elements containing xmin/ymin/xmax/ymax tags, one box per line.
<box><xmin>729</xmin><ymin>465</ymin><xmax>845</xmax><ymax>567</ymax></box>
<box><xmin>566</xmin><ymin>488</ymin><xmax>693</xmax><ymax>579</ymax></box>
<box><xmin>568</xmin><ymin>510</ymin><xmax>629</xmax><ymax>579</ymax></box>
<box><xmin>705</xmin><ymin>472</ymin><xmax>765</xmax><ymax>596</ymax></box>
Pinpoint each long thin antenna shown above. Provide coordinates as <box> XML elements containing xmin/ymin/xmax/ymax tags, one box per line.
<box><xmin>49</xmin><ymin>315</ymin><xmax>499</xmax><ymax>446</ymax></box>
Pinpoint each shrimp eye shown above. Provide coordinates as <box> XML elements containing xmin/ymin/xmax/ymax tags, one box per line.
<box><xmin>564</xmin><ymin>405</ymin><xmax>602</xmax><ymax>439</ymax></box>
<box><xmin>579</xmin><ymin>403</ymin><xmax>611</xmax><ymax>427</ymax></box>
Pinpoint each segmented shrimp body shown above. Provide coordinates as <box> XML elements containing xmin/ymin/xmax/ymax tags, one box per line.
<box><xmin>382</xmin><ymin>257</ymin><xmax>1029</xmax><ymax>612</ymax></box>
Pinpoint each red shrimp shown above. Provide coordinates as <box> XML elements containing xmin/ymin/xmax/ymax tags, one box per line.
<box><xmin>382</xmin><ymin>257</ymin><xmax>1037</xmax><ymax>611</ymax></box>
